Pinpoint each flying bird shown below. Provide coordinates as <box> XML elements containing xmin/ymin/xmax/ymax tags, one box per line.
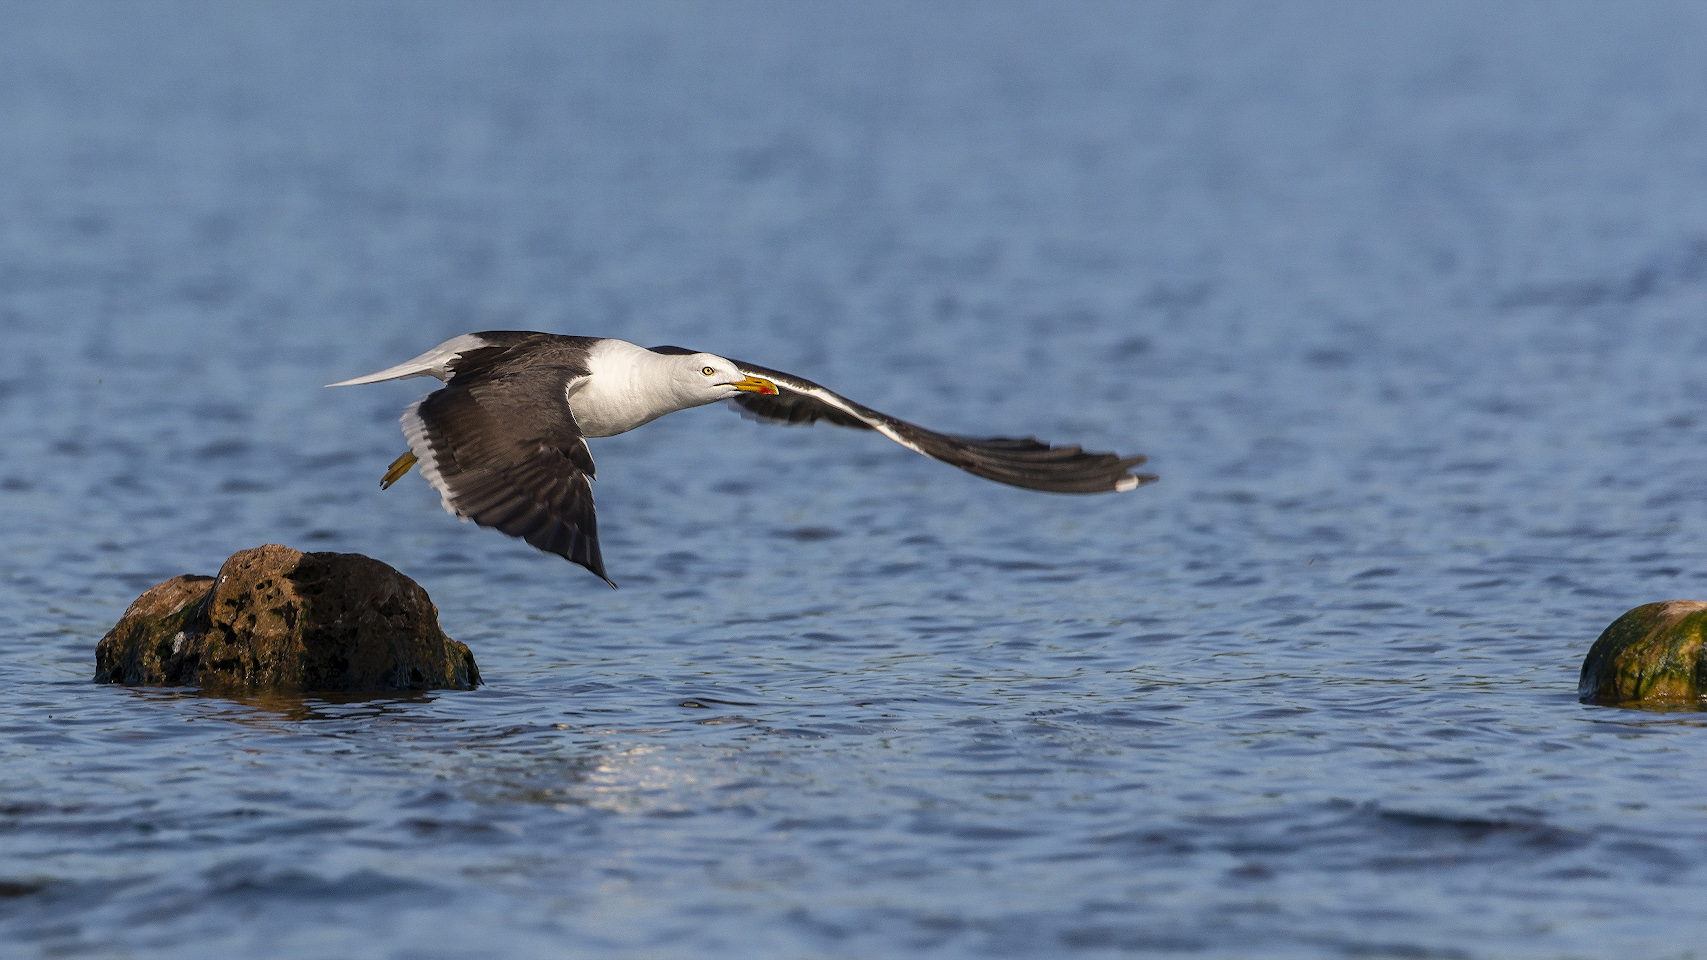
<box><xmin>328</xmin><ymin>332</ymin><xmax>1155</xmax><ymax>586</ymax></box>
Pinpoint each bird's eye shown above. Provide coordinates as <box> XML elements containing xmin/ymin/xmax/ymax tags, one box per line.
<box><xmin>702</xmin><ymin>366</ymin><xmax>715</xmax><ymax>376</ymax></box>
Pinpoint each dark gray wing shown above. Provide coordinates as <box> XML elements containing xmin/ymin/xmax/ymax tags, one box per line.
<box><xmin>403</xmin><ymin>341</ymin><xmax>613</xmax><ymax>586</ymax></box>
<box><xmin>725</xmin><ymin>359</ymin><xmax>1157</xmax><ymax>495</ymax></box>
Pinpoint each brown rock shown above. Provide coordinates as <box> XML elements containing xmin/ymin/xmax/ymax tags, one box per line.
<box><xmin>94</xmin><ymin>544</ymin><xmax>480</xmax><ymax>692</ymax></box>
<box><xmin>1578</xmin><ymin>600</ymin><xmax>1707</xmax><ymax>706</ymax></box>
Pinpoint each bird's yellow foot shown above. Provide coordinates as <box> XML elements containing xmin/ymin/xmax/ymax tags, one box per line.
<box><xmin>380</xmin><ymin>451</ymin><xmax>418</xmax><ymax>489</ymax></box>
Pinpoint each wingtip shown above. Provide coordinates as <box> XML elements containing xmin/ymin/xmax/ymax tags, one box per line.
<box><xmin>325</xmin><ymin>374</ymin><xmax>378</xmax><ymax>388</ymax></box>
<box><xmin>1115</xmin><ymin>473</ymin><xmax>1160</xmax><ymax>492</ymax></box>
<box><xmin>581</xmin><ymin>559</ymin><xmax>617</xmax><ymax>589</ymax></box>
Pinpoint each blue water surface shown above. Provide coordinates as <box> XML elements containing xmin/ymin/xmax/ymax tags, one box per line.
<box><xmin>4</xmin><ymin>2</ymin><xmax>1707</xmax><ymax>957</ymax></box>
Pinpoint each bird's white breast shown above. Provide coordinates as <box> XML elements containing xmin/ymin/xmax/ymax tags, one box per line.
<box><xmin>567</xmin><ymin>339</ymin><xmax>702</xmax><ymax>437</ymax></box>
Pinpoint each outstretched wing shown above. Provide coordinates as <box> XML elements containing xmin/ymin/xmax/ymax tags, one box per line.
<box><xmin>724</xmin><ymin>359</ymin><xmax>1156</xmax><ymax>494</ymax></box>
<box><xmin>402</xmin><ymin>348</ymin><xmax>613</xmax><ymax>586</ymax></box>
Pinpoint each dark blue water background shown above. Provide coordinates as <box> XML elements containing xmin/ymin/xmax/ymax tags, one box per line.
<box><xmin>5</xmin><ymin>2</ymin><xmax>1707</xmax><ymax>957</ymax></box>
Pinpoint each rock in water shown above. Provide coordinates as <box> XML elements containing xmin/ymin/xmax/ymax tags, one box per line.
<box><xmin>95</xmin><ymin>544</ymin><xmax>480</xmax><ymax>692</ymax></box>
<box><xmin>1578</xmin><ymin>601</ymin><xmax>1707</xmax><ymax>706</ymax></box>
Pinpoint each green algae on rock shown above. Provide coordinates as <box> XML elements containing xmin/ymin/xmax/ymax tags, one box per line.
<box><xmin>1578</xmin><ymin>601</ymin><xmax>1707</xmax><ymax>706</ymax></box>
<box><xmin>95</xmin><ymin>544</ymin><xmax>480</xmax><ymax>693</ymax></box>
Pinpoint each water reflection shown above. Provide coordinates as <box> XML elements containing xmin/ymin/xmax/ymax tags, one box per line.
<box><xmin>118</xmin><ymin>686</ymin><xmax>439</xmax><ymax>724</ymax></box>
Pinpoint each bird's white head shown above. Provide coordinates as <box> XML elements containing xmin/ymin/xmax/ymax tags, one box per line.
<box><xmin>574</xmin><ymin>341</ymin><xmax>782</xmax><ymax>437</ymax></box>
<box><xmin>668</xmin><ymin>353</ymin><xmax>779</xmax><ymax>404</ymax></box>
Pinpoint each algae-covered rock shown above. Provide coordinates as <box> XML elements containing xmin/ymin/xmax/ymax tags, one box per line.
<box><xmin>95</xmin><ymin>544</ymin><xmax>480</xmax><ymax>693</ymax></box>
<box><xmin>1578</xmin><ymin>601</ymin><xmax>1707</xmax><ymax>706</ymax></box>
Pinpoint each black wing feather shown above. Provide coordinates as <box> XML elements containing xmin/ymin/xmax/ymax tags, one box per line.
<box><xmin>725</xmin><ymin>360</ymin><xmax>1156</xmax><ymax>494</ymax></box>
<box><xmin>411</xmin><ymin>343</ymin><xmax>614</xmax><ymax>585</ymax></box>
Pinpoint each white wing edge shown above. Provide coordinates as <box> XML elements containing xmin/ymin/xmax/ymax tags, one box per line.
<box><xmin>764</xmin><ymin>378</ymin><xmax>937</xmax><ymax>458</ymax></box>
<box><xmin>400</xmin><ymin>399</ymin><xmax>465</xmax><ymax>521</ymax></box>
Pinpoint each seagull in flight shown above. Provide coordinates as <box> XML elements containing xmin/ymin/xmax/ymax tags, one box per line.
<box><xmin>329</xmin><ymin>332</ymin><xmax>1155</xmax><ymax>586</ymax></box>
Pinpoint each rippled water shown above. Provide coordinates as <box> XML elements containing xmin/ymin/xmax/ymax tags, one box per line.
<box><xmin>6</xmin><ymin>2</ymin><xmax>1707</xmax><ymax>957</ymax></box>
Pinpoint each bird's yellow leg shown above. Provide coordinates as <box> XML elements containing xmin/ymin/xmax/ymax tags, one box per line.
<box><xmin>380</xmin><ymin>451</ymin><xmax>418</xmax><ymax>489</ymax></box>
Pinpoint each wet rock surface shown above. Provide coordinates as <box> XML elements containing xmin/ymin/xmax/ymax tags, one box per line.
<box><xmin>95</xmin><ymin>545</ymin><xmax>480</xmax><ymax>692</ymax></box>
<box><xmin>1579</xmin><ymin>601</ymin><xmax>1707</xmax><ymax>706</ymax></box>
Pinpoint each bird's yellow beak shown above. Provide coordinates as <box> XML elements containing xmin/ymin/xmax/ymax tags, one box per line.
<box><xmin>732</xmin><ymin>375</ymin><xmax>779</xmax><ymax>396</ymax></box>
